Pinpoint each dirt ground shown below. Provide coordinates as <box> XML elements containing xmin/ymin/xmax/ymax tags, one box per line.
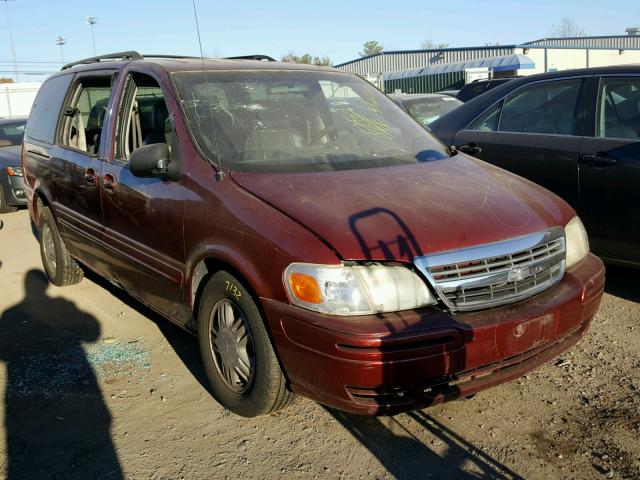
<box><xmin>0</xmin><ymin>209</ymin><xmax>639</xmax><ymax>480</ymax></box>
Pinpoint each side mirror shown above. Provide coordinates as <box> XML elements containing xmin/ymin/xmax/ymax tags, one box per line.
<box><xmin>129</xmin><ymin>143</ymin><xmax>179</xmax><ymax>181</ymax></box>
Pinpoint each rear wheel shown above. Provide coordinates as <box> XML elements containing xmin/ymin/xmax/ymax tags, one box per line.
<box><xmin>198</xmin><ymin>271</ymin><xmax>295</xmax><ymax>417</ymax></box>
<box><xmin>0</xmin><ymin>185</ymin><xmax>18</xmax><ymax>213</ymax></box>
<box><xmin>39</xmin><ymin>207</ymin><xmax>84</xmax><ymax>286</ymax></box>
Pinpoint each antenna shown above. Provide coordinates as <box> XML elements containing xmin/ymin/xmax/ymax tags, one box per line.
<box><xmin>191</xmin><ymin>0</ymin><xmax>224</xmax><ymax>181</ymax></box>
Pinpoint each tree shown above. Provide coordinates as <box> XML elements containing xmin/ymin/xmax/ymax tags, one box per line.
<box><xmin>281</xmin><ymin>53</ymin><xmax>332</xmax><ymax>66</ymax></box>
<box><xmin>359</xmin><ymin>41</ymin><xmax>383</xmax><ymax>57</ymax></box>
<box><xmin>421</xmin><ymin>39</ymin><xmax>450</xmax><ymax>50</ymax></box>
<box><xmin>551</xmin><ymin>16</ymin><xmax>586</xmax><ymax>37</ymax></box>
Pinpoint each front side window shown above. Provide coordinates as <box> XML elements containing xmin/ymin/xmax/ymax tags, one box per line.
<box><xmin>60</xmin><ymin>76</ymin><xmax>114</xmax><ymax>154</ymax></box>
<box><xmin>467</xmin><ymin>101</ymin><xmax>502</xmax><ymax>132</ymax></box>
<box><xmin>172</xmin><ymin>70</ymin><xmax>448</xmax><ymax>173</ymax></box>
<box><xmin>597</xmin><ymin>77</ymin><xmax>640</xmax><ymax>140</ymax></box>
<box><xmin>498</xmin><ymin>79</ymin><xmax>582</xmax><ymax>135</ymax></box>
<box><xmin>115</xmin><ymin>73</ymin><xmax>172</xmax><ymax>161</ymax></box>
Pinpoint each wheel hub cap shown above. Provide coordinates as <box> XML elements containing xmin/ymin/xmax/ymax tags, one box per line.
<box><xmin>210</xmin><ymin>299</ymin><xmax>254</xmax><ymax>393</ymax></box>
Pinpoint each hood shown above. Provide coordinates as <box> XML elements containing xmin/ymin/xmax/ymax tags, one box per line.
<box><xmin>231</xmin><ymin>154</ymin><xmax>574</xmax><ymax>262</ymax></box>
<box><xmin>0</xmin><ymin>145</ymin><xmax>22</xmax><ymax>166</ymax></box>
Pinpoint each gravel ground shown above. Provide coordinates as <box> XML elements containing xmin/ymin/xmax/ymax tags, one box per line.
<box><xmin>0</xmin><ymin>209</ymin><xmax>639</xmax><ymax>480</ymax></box>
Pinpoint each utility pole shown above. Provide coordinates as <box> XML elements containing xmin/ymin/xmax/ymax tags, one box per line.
<box><xmin>56</xmin><ymin>36</ymin><xmax>66</xmax><ymax>63</ymax></box>
<box><xmin>2</xmin><ymin>0</ymin><xmax>19</xmax><ymax>82</ymax></box>
<box><xmin>86</xmin><ymin>16</ymin><xmax>97</xmax><ymax>55</ymax></box>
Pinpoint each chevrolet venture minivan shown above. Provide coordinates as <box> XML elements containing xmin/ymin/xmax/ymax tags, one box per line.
<box><xmin>22</xmin><ymin>52</ymin><xmax>605</xmax><ymax>417</ymax></box>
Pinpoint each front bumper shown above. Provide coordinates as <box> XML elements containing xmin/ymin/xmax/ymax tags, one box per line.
<box><xmin>1</xmin><ymin>173</ymin><xmax>27</xmax><ymax>206</ymax></box>
<box><xmin>261</xmin><ymin>254</ymin><xmax>605</xmax><ymax>415</ymax></box>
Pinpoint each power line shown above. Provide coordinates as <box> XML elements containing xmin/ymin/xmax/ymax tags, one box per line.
<box><xmin>0</xmin><ymin>61</ymin><xmax>63</xmax><ymax>64</ymax></box>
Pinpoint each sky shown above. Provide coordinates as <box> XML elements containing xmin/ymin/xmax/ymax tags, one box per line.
<box><xmin>1</xmin><ymin>0</ymin><xmax>638</xmax><ymax>81</ymax></box>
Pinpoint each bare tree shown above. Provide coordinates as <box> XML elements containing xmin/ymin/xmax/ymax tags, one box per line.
<box><xmin>421</xmin><ymin>39</ymin><xmax>450</xmax><ymax>50</ymax></box>
<box><xmin>359</xmin><ymin>41</ymin><xmax>383</xmax><ymax>57</ymax></box>
<box><xmin>551</xmin><ymin>16</ymin><xmax>586</xmax><ymax>37</ymax></box>
<box><xmin>281</xmin><ymin>53</ymin><xmax>332</xmax><ymax>66</ymax></box>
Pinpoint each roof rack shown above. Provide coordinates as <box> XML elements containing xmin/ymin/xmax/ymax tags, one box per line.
<box><xmin>61</xmin><ymin>51</ymin><xmax>143</xmax><ymax>70</ymax></box>
<box><xmin>225</xmin><ymin>54</ymin><xmax>276</xmax><ymax>62</ymax></box>
<box><xmin>142</xmin><ymin>54</ymin><xmax>202</xmax><ymax>61</ymax></box>
<box><xmin>61</xmin><ymin>51</ymin><xmax>277</xmax><ymax>71</ymax></box>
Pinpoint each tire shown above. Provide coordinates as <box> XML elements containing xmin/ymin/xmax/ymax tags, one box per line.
<box><xmin>0</xmin><ymin>185</ymin><xmax>18</xmax><ymax>214</ymax></box>
<box><xmin>39</xmin><ymin>206</ymin><xmax>84</xmax><ymax>286</ymax></box>
<box><xmin>198</xmin><ymin>271</ymin><xmax>295</xmax><ymax>417</ymax></box>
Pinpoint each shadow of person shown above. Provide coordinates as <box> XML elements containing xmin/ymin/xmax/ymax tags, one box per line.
<box><xmin>0</xmin><ymin>270</ymin><xmax>123</xmax><ymax>480</ymax></box>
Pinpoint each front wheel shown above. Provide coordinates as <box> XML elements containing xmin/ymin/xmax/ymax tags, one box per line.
<box><xmin>198</xmin><ymin>271</ymin><xmax>295</xmax><ymax>417</ymax></box>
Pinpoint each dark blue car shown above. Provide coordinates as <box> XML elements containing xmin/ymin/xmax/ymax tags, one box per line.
<box><xmin>0</xmin><ymin>116</ymin><xmax>27</xmax><ymax>213</ymax></box>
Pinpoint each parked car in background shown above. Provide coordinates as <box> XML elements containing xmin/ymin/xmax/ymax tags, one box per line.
<box><xmin>436</xmin><ymin>89</ymin><xmax>460</xmax><ymax>98</ymax></box>
<box><xmin>389</xmin><ymin>93</ymin><xmax>463</xmax><ymax>127</ymax></box>
<box><xmin>0</xmin><ymin>116</ymin><xmax>27</xmax><ymax>212</ymax></box>
<box><xmin>23</xmin><ymin>52</ymin><xmax>603</xmax><ymax>417</ymax></box>
<box><xmin>429</xmin><ymin>65</ymin><xmax>640</xmax><ymax>267</ymax></box>
<box><xmin>456</xmin><ymin>78</ymin><xmax>517</xmax><ymax>102</ymax></box>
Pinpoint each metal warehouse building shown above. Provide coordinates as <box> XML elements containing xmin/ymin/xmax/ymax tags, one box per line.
<box><xmin>335</xmin><ymin>28</ymin><xmax>640</xmax><ymax>93</ymax></box>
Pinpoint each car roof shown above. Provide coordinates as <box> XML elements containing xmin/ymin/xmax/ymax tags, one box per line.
<box><xmin>0</xmin><ymin>116</ymin><xmax>28</xmax><ymax>124</ymax></box>
<box><xmin>389</xmin><ymin>93</ymin><xmax>452</xmax><ymax>100</ymax></box>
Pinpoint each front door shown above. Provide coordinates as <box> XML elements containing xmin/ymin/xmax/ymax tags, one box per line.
<box><xmin>578</xmin><ymin>75</ymin><xmax>640</xmax><ymax>265</ymax></box>
<box><xmin>100</xmin><ymin>70</ymin><xmax>188</xmax><ymax>321</ymax></box>
<box><xmin>453</xmin><ymin>78</ymin><xmax>586</xmax><ymax>209</ymax></box>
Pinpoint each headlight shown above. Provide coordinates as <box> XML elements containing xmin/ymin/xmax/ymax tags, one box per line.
<box><xmin>6</xmin><ymin>166</ymin><xmax>23</xmax><ymax>177</ymax></box>
<box><xmin>565</xmin><ymin>216</ymin><xmax>589</xmax><ymax>268</ymax></box>
<box><xmin>284</xmin><ymin>263</ymin><xmax>436</xmax><ymax>315</ymax></box>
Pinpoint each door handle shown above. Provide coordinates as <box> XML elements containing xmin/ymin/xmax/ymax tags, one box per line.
<box><xmin>457</xmin><ymin>144</ymin><xmax>482</xmax><ymax>155</ymax></box>
<box><xmin>102</xmin><ymin>172</ymin><xmax>117</xmax><ymax>191</ymax></box>
<box><xmin>84</xmin><ymin>168</ymin><xmax>98</xmax><ymax>186</ymax></box>
<box><xmin>579</xmin><ymin>154</ymin><xmax>617</xmax><ymax>167</ymax></box>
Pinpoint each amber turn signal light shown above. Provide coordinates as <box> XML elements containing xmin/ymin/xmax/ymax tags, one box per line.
<box><xmin>288</xmin><ymin>272</ymin><xmax>322</xmax><ymax>304</ymax></box>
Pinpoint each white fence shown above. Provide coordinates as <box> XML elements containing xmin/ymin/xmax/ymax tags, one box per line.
<box><xmin>0</xmin><ymin>82</ymin><xmax>42</xmax><ymax>117</ymax></box>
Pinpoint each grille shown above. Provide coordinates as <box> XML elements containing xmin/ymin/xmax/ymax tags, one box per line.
<box><xmin>415</xmin><ymin>228</ymin><xmax>566</xmax><ymax>312</ymax></box>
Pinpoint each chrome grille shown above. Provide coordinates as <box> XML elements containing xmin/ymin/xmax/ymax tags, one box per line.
<box><xmin>414</xmin><ymin>228</ymin><xmax>566</xmax><ymax>312</ymax></box>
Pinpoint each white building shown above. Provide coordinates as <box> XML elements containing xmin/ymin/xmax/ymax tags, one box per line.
<box><xmin>336</xmin><ymin>29</ymin><xmax>640</xmax><ymax>93</ymax></box>
<box><xmin>0</xmin><ymin>82</ymin><xmax>42</xmax><ymax>117</ymax></box>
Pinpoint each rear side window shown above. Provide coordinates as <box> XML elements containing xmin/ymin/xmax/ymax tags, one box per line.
<box><xmin>597</xmin><ymin>77</ymin><xmax>640</xmax><ymax>140</ymax></box>
<box><xmin>60</xmin><ymin>76</ymin><xmax>114</xmax><ymax>155</ymax></box>
<box><xmin>498</xmin><ymin>80</ymin><xmax>582</xmax><ymax>135</ymax></box>
<box><xmin>25</xmin><ymin>74</ymin><xmax>73</xmax><ymax>144</ymax></box>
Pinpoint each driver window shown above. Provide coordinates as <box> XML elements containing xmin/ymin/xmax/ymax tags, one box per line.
<box><xmin>597</xmin><ymin>78</ymin><xmax>640</xmax><ymax>140</ymax></box>
<box><xmin>116</xmin><ymin>73</ymin><xmax>173</xmax><ymax>161</ymax></box>
<box><xmin>498</xmin><ymin>80</ymin><xmax>582</xmax><ymax>135</ymax></box>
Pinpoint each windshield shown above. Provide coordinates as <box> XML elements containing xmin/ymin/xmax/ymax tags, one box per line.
<box><xmin>0</xmin><ymin>120</ymin><xmax>26</xmax><ymax>147</ymax></box>
<box><xmin>172</xmin><ymin>70</ymin><xmax>448</xmax><ymax>173</ymax></box>
<box><xmin>404</xmin><ymin>97</ymin><xmax>462</xmax><ymax>127</ymax></box>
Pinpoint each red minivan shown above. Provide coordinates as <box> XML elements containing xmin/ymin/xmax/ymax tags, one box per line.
<box><xmin>22</xmin><ymin>52</ymin><xmax>604</xmax><ymax>416</ymax></box>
